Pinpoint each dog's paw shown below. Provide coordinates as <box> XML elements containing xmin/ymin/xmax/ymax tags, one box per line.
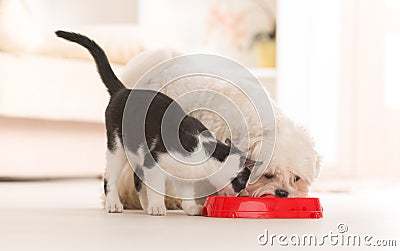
<box><xmin>147</xmin><ymin>202</ymin><xmax>167</xmax><ymax>216</ymax></box>
<box><xmin>183</xmin><ymin>204</ymin><xmax>203</xmax><ymax>216</ymax></box>
<box><xmin>218</xmin><ymin>185</ymin><xmax>238</xmax><ymax>197</ymax></box>
<box><xmin>105</xmin><ymin>197</ymin><xmax>123</xmax><ymax>213</ymax></box>
<box><xmin>165</xmin><ymin>197</ymin><xmax>182</xmax><ymax>210</ymax></box>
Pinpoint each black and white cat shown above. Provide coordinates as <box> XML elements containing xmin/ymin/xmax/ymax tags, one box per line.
<box><xmin>56</xmin><ymin>31</ymin><xmax>261</xmax><ymax>216</ymax></box>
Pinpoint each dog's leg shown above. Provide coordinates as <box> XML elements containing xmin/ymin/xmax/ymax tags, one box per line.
<box><xmin>139</xmin><ymin>152</ymin><xmax>166</xmax><ymax>216</ymax></box>
<box><xmin>104</xmin><ymin>144</ymin><xmax>127</xmax><ymax>213</ymax></box>
<box><xmin>164</xmin><ymin>182</ymin><xmax>182</xmax><ymax>210</ymax></box>
<box><xmin>182</xmin><ymin>199</ymin><xmax>203</xmax><ymax>216</ymax></box>
<box><xmin>179</xmin><ymin>184</ymin><xmax>203</xmax><ymax>216</ymax></box>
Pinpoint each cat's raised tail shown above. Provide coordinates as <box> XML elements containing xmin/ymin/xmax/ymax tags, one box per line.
<box><xmin>55</xmin><ymin>30</ymin><xmax>126</xmax><ymax>95</ymax></box>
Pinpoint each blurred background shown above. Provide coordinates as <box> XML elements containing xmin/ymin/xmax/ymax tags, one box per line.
<box><xmin>0</xmin><ymin>0</ymin><xmax>399</xmax><ymax>188</ymax></box>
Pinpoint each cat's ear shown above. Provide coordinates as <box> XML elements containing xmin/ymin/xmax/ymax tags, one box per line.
<box><xmin>225</xmin><ymin>138</ymin><xmax>242</xmax><ymax>153</ymax></box>
<box><xmin>242</xmin><ymin>157</ymin><xmax>263</xmax><ymax>170</ymax></box>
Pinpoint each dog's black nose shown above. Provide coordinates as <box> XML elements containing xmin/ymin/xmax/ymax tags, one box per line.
<box><xmin>275</xmin><ymin>189</ymin><xmax>289</xmax><ymax>198</ymax></box>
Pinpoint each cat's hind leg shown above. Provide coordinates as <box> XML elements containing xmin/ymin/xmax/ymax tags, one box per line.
<box><xmin>104</xmin><ymin>140</ymin><xmax>127</xmax><ymax>213</ymax></box>
<box><xmin>138</xmin><ymin>152</ymin><xmax>167</xmax><ymax>216</ymax></box>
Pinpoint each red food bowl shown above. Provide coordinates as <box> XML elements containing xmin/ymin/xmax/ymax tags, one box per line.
<box><xmin>202</xmin><ymin>195</ymin><xmax>323</xmax><ymax>219</ymax></box>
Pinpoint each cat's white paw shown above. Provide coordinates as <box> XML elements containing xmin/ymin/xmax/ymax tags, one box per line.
<box><xmin>183</xmin><ymin>204</ymin><xmax>203</xmax><ymax>216</ymax></box>
<box><xmin>147</xmin><ymin>202</ymin><xmax>166</xmax><ymax>216</ymax></box>
<box><xmin>105</xmin><ymin>196</ymin><xmax>123</xmax><ymax>213</ymax></box>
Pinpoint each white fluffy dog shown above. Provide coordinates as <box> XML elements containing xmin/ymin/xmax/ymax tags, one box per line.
<box><xmin>116</xmin><ymin>49</ymin><xmax>321</xmax><ymax>209</ymax></box>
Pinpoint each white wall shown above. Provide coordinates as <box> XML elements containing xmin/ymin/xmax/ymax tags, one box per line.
<box><xmin>278</xmin><ymin>0</ymin><xmax>400</xmax><ymax>178</ymax></box>
<box><xmin>25</xmin><ymin>0</ymin><xmax>138</xmax><ymax>26</ymax></box>
<box><xmin>276</xmin><ymin>0</ymin><xmax>341</xmax><ymax>170</ymax></box>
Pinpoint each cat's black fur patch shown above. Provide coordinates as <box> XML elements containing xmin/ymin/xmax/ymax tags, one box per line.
<box><xmin>143</xmin><ymin>152</ymin><xmax>157</xmax><ymax>168</ymax></box>
<box><xmin>134</xmin><ymin>168</ymin><xmax>143</xmax><ymax>192</ymax></box>
<box><xmin>103</xmin><ymin>178</ymin><xmax>108</xmax><ymax>195</ymax></box>
<box><xmin>105</xmin><ymin>89</ymin><xmax>129</xmax><ymax>152</ymax></box>
<box><xmin>231</xmin><ymin>167</ymin><xmax>251</xmax><ymax>193</ymax></box>
<box><xmin>203</xmin><ymin>141</ymin><xmax>231</xmax><ymax>162</ymax></box>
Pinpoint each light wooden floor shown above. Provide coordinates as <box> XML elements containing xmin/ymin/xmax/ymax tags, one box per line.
<box><xmin>0</xmin><ymin>179</ymin><xmax>398</xmax><ymax>251</ymax></box>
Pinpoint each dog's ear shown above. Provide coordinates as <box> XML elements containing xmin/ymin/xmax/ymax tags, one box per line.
<box><xmin>241</xmin><ymin>157</ymin><xmax>263</xmax><ymax>170</ymax></box>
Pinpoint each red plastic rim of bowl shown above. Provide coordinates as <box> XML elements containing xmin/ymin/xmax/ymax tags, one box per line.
<box><xmin>202</xmin><ymin>196</ymin><xmax>323</xmax><ymax>219</ymax></box>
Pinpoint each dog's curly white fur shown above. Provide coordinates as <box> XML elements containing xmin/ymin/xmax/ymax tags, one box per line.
<box><xmin>117</xmin><ymin>49</ymin><xmax>321</xmax><ymax>209</ymax></box>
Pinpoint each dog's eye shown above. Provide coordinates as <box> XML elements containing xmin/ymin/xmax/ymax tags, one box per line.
<box><xmin>294</xmin><ymin>175</ymin><xmax>301</xmax><ymax>182</ymax></box>
<box><xmin>264</xmin><ymin>174</ymin><xmax>274</xmax><ymax>179</ymax></box>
